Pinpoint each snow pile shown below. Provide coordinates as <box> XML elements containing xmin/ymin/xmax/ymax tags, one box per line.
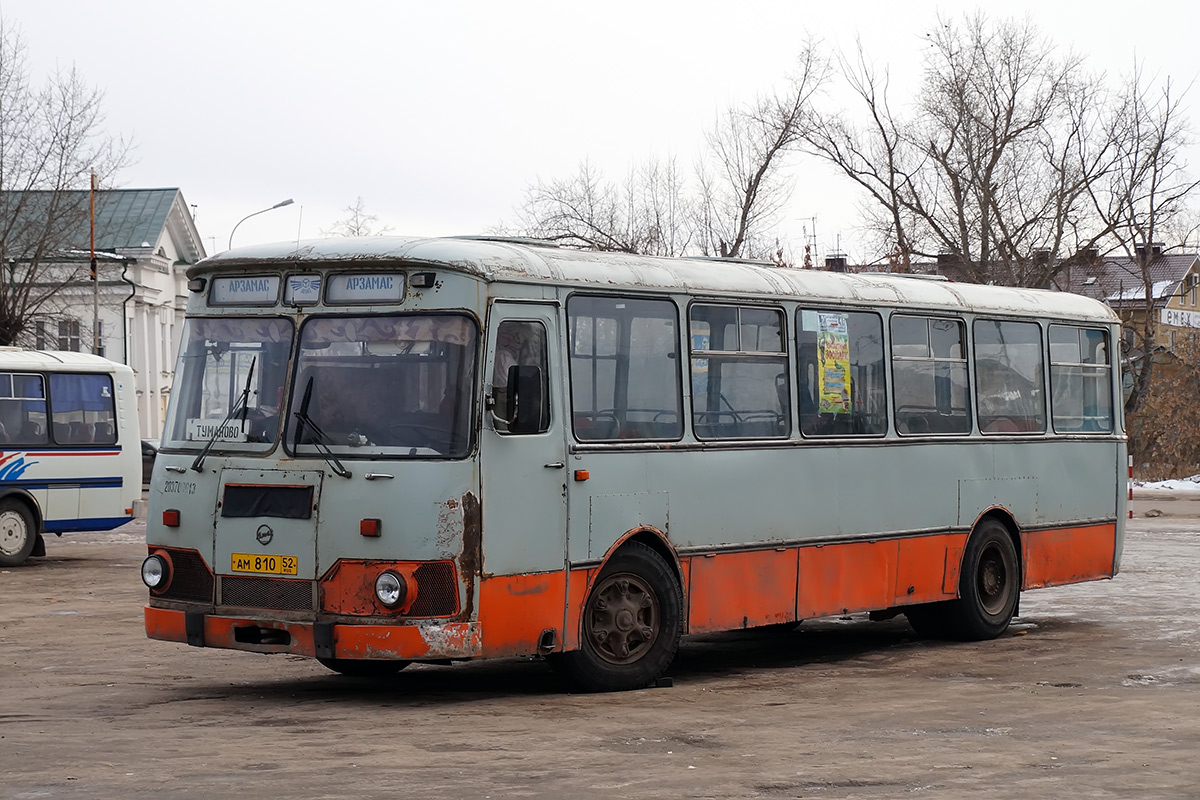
<box><xmin>1135</xmin><ymin>475</ymin><xmax>1200</xmax><ymax>492</ymax></box>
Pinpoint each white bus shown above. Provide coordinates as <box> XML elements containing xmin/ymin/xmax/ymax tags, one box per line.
<box><xmin>0</xmin><ymin>349</ymin><xmax>142</xmax><ymax>566</ymax></box>
<box><xmin>143</xmin><ymin>237</ymin><xmax>1125</xmax><ymax>691</ymax></box>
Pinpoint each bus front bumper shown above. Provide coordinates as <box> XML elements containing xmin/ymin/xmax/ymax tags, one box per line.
<box><xmin>144</xmin><ymin>606</ymin><xmax>482</xmax><ymax>661</ymax></box>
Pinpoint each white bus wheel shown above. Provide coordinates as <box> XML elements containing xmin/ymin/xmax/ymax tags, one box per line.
<box><xmin>0</xmin><ymin>499</ymin><xmax>36</xmax><ymax>567</ymax></box>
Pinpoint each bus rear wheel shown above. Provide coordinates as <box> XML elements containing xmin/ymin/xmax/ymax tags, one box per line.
<box><xmin>0</xmin><ymin>499</ymin><xmax>36</xmax><ymax>567</ymax></box>
<box><xmin>317</xmin><ymin>657</ymin><xmax>410</xmax><ymax>677</ymax></box>
<box><xmin>905</xmin><ymin>520</ymin><xmax>1019</xmax><ymax>640</ymax></box>
<box><xmin>562</xmin><ymin>541</ymin><xmax>682</xmax><ymax>693</ymax></box>
<box><xmin>949</xmin><ymin>519</ymin><xmax>1020</xmax><ymax>639</ymax></box>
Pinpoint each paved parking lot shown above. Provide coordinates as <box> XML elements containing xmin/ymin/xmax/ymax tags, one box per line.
<box><xmin>1</xmin><ymin>496</ymin><xmax>1197</xmax><ymax>799</ymax></box>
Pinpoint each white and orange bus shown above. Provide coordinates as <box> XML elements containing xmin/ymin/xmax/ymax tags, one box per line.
<box><xmin>142</xmin><ymin>237</ymin><xmax>1125</xmax><ymax>691</ymax></box>
<box><xmin>0</xmin><ymin>349</ymin><xmax>141</xmax><ymax>566</ymax></box>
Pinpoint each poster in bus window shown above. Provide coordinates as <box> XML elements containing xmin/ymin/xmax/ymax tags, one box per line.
<box><xmin>817</xmin><ymin>313</ymin><xmax>851</xmax><ymax>414</ymax></box>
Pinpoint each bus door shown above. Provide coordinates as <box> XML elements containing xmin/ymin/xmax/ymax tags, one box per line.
<box><xmin>479</xmin><ymin>304</ymin><xmax>567</xmax><ymax>577</ymax></box>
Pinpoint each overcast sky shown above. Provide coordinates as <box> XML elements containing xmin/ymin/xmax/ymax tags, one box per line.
<box><xmin>4</xmin><ymin>1</ymin><xmax>1199</xmax><ymax>263</ymax></box>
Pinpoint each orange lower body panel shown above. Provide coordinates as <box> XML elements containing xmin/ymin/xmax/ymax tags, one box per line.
<box><xmin>1021</xmin><ymin>523</ymin><xmax>1117</xmax><ymax>589</ymax></box>
<box><xmin>145</xmin><ymin>523</ymin><xmax>1118</xmax><ymax>660</ymax></box>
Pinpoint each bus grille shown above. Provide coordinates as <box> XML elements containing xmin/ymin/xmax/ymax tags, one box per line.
<box><xmin>160</xmin><ymin>548</ymin><xmax>214</xmax><ymax>603</ymax></box>
<box><xmin>220</xmin><ymin>577</ymin><xmax>316</xmax><ymax>611</ymax></box>
<box><xmin>410</xmin><ymin>562</ymin><xmax>459</xmax><ymax>617</ymax></box>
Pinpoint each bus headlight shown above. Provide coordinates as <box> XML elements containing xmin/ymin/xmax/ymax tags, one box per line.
<box><xmin>141</xmin><ymin>554</ymin><xmax>171</xmax><ymax>591</ymax></box>
<box><xmin>375</xmin><ymin>571</ymin><xmax>407</xmax><ymax>608</ymax></box>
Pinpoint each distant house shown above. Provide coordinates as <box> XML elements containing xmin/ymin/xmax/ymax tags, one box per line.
<box><xmin>1054</xmin><ymin>245</ymin><xmax>1200</xmax><ymax>356</ymax></box>
<box><xmin>2</xmin><ymin>188</ymin><xmax>206</xmax><ymax>438</ymax></box>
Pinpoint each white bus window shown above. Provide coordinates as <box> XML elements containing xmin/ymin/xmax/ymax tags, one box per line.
<box><xmin>690</xmin><ymin>304</ymin><xmax>789</xmax><ymax>440</ymax></box>
<box><xmin>974</xmin><ymin>320</ymin><xmax>1046</xmax><ymax>434</ymax></box>
<box><xmin>48</xmin><ymin>373</ymin><xmax>116</xmax><ymax>445</ymax></box>
<box><xmin>1049</xmin><ymin>325</ymin><xmax>1113</xmax><ymax>433</ymax></box>
<box><xmin>891</xmin><ymin>316</ymin><xmax>971</xmax><ymax>435</ymax></box>
<box><xmin>797</xmin><ymin>310</ymin><xmax>887</xmax><ymax>436</ymax></box>
<box><xmin>569</xmin><ymin>296</ymin><xmax>682</xmax><ymax>441</ymax></box>
<box><xmin>0</xmin><ymin>373</ymin><xmax>48</xmax><ymax>445</ymax></box>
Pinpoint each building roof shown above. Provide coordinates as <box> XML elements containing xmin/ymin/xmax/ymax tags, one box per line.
<box><xmin>1054</xmin><ymin>251</ymin><xmax>1200</xmax><ymax>309</ymax></box>
<box><xmin>1</xmin><ymin>188</ymin><xmax>204</xmax><ymax>263</ymax></box>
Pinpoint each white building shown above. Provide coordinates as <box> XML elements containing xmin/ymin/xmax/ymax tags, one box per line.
<box><xmin>17</xmin><ymin>188</ymin><xmax>207</xmax><ymax>439</ymax></box>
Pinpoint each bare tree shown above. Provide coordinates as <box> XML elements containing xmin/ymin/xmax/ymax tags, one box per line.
<box><xmin>1091</xmin><ymin>67</ymin><xmax>1200</xmax><ymax>413</ymax></box>
<box><xmin>515</xmin><ymin>41</ymin><xmax>830</xmax><ymax>261</ymax></box>
<box><xmin>322</xmin><ymin>196</ymin><xmax>394</xmax><ymax>237</ymax></box>
<box><xmin>805</xmin><ymin>13</ymin><xmax>1113</xmax><ymax>286</ymax></box>
<box><xmin>515</xmin><ymin>157</ymin><xmax>692</xmax><ymax>256</ymax></box>
<box><xmin>0</xmin><ymin>17</ymin><xmax>130</xmax><ymax>346</ymax></box>
<box><xmin>695</xmin><ymin>43</ymin><xmax>829</xmax><ymax>259</ymax></box>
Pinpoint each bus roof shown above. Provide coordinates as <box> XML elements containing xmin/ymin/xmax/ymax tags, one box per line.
<box><xmin>198</xmin><ymin>235</ymin><xmax>1119</xmax><ymax>323</ymax></box>
<box><xmin>0</xmin><ymin>348</ymin><xmax>133</xmax><ymax>373</ymax></box>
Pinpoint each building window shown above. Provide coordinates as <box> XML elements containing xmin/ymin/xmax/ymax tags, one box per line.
<box><xmin>96</xmin><ymin>320</ymin><xmax>105</xmax><ymax>358</ymax></box>
<box><xmin>58</xmin><ymin>319</ymin><xmax>81</xmax><ymax>352</ymax></box>
<box><xmin>35</xmin><ymin>321</ymin><xmax>47</xmax><ymax>350</ymax></box>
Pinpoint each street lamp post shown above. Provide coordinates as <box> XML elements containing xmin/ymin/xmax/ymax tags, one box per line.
<box><xmin>228</xmin><ymin>199</ymin><xmax>295</xmax><ymax>250</ymax></box>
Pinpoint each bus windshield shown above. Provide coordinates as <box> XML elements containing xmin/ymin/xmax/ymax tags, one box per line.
<box><xmin>285</xmin><ymin>314</ymin><xmax>477</xmax><ymax>459</ymax></box>
<box><xmin>163</xmin><ymin>317</ymin><xmax>294</xmax><ymax>451</ymax></box>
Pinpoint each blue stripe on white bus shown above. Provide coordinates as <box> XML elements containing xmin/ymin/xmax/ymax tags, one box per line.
<box><xmin>43</xmin><ymin>516</ymin><xmax>135</xmax><ymax>533</ymax></box>
<box><xmin>1</xmin><ymin>477</ymin><xmax>126</xmax><ymax>489</ymax></box>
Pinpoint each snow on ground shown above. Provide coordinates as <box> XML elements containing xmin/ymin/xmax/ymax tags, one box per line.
<box><xmin>1135</xmin><ymin>474</ymin><xmax>1200</xmax><ymax>491</ymax></box>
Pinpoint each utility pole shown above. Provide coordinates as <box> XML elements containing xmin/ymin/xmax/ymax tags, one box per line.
<box><xmin>90</xmin><ymin>173</ymin><xmax>100</xmax><ymax>356</ymax></box>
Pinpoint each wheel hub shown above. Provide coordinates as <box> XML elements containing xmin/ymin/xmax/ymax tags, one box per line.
<box><xmin>586</xmin><ymin>573</ymin><xmax>659</xmax><ymax>664</ymax></box>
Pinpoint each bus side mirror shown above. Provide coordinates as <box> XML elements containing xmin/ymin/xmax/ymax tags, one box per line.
<box><xmin>506</xmin><ymin>365</ymin><xmax>544</xmax><ymax>434</ymax></box>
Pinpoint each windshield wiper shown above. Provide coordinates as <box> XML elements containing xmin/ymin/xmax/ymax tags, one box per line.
<box><xmin>191</xmin><ymin>357</ymin><xmax>256</xmax><ymax>473</ymax></box>
<box><xmin>292</xmin><ymin>376</ymin><xmax>352</xmax><ymax>478</ymax></box>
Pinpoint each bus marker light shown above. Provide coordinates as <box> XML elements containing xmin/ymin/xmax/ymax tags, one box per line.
<box><xmin>574</xmin><ymin>470</ymin><xmax>590</xmax><ymax>481</ymax></box>
<box><xmin>409</xmin><ymin>271</ymin><xmax>435</xmax><ymax>288</ymax></box>
<box><xmin>163</xmin><ymin>509</ymin><xmax>181</xmax><ymax>528</ymax></box>
<box><xmin>361</xmin><ymin>518</ymin><xmax>381</xmax><ymax>537</ymax></box>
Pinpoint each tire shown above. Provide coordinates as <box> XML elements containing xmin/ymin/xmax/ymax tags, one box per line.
<box><xmin>317</xmin><ymin>657</ymin><xmax>410</xmax><ymax>677</ymax></box>
<box><xmin>0</xmin><ymin>499</ymin><xmax>36</xmax><ymax>567</ymax></box>
<box><xmin>561</xmin><ymin>541</ymin><xmax>682</xmax><ymax>693</ymax></box>
<box><xmin>903</xmin><ymin>601</ymin><xmax>950</xmax><ymax>639</ymax></box>
<box><xmin>943</xmin><ymin>519</ymin><xmax>1020</xmax><ymax>640</ymax></box>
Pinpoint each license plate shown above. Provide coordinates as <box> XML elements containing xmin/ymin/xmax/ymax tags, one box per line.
<box><xmin>230</xmin><ymin>553</ymin><xmax>298</xmax><ymax>576</ymax></box>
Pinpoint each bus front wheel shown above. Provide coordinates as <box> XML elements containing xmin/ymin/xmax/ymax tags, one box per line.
<box><xmin>562</xmin><ymin>541</ymin><xmax>682</xmax><ymax>693</ymax></box>
<box><xmin>317</xmin><ymin>657</ymin><xmax>410</xmax><ymax>677</ymax></box>
<box><xmin>0</xmin><ymin>499</ymin><xmax>36</xmax><ymax>567</ymax></box>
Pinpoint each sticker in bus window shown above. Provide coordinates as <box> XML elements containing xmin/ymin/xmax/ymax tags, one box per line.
<box><xmin>818</xmin><ymin>313</ymin><xmax>851</xmax><ymax>414</ymax></box>
<box><xmin>186</xmin><ymin>418</ymin><xmax>249</xmax><ymax>442</ymax></box>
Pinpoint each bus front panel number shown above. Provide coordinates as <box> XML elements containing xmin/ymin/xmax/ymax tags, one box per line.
<box><xmin>230</xmin><ymin>553</ymin><xmax>298</xmax><ymax>576</ymax></box>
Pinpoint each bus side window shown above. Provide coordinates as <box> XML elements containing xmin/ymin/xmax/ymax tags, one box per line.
<box><xmin>491</xmin><ymin>320</ymin><xmax>549</xmax><ymax>434</ymax></box>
